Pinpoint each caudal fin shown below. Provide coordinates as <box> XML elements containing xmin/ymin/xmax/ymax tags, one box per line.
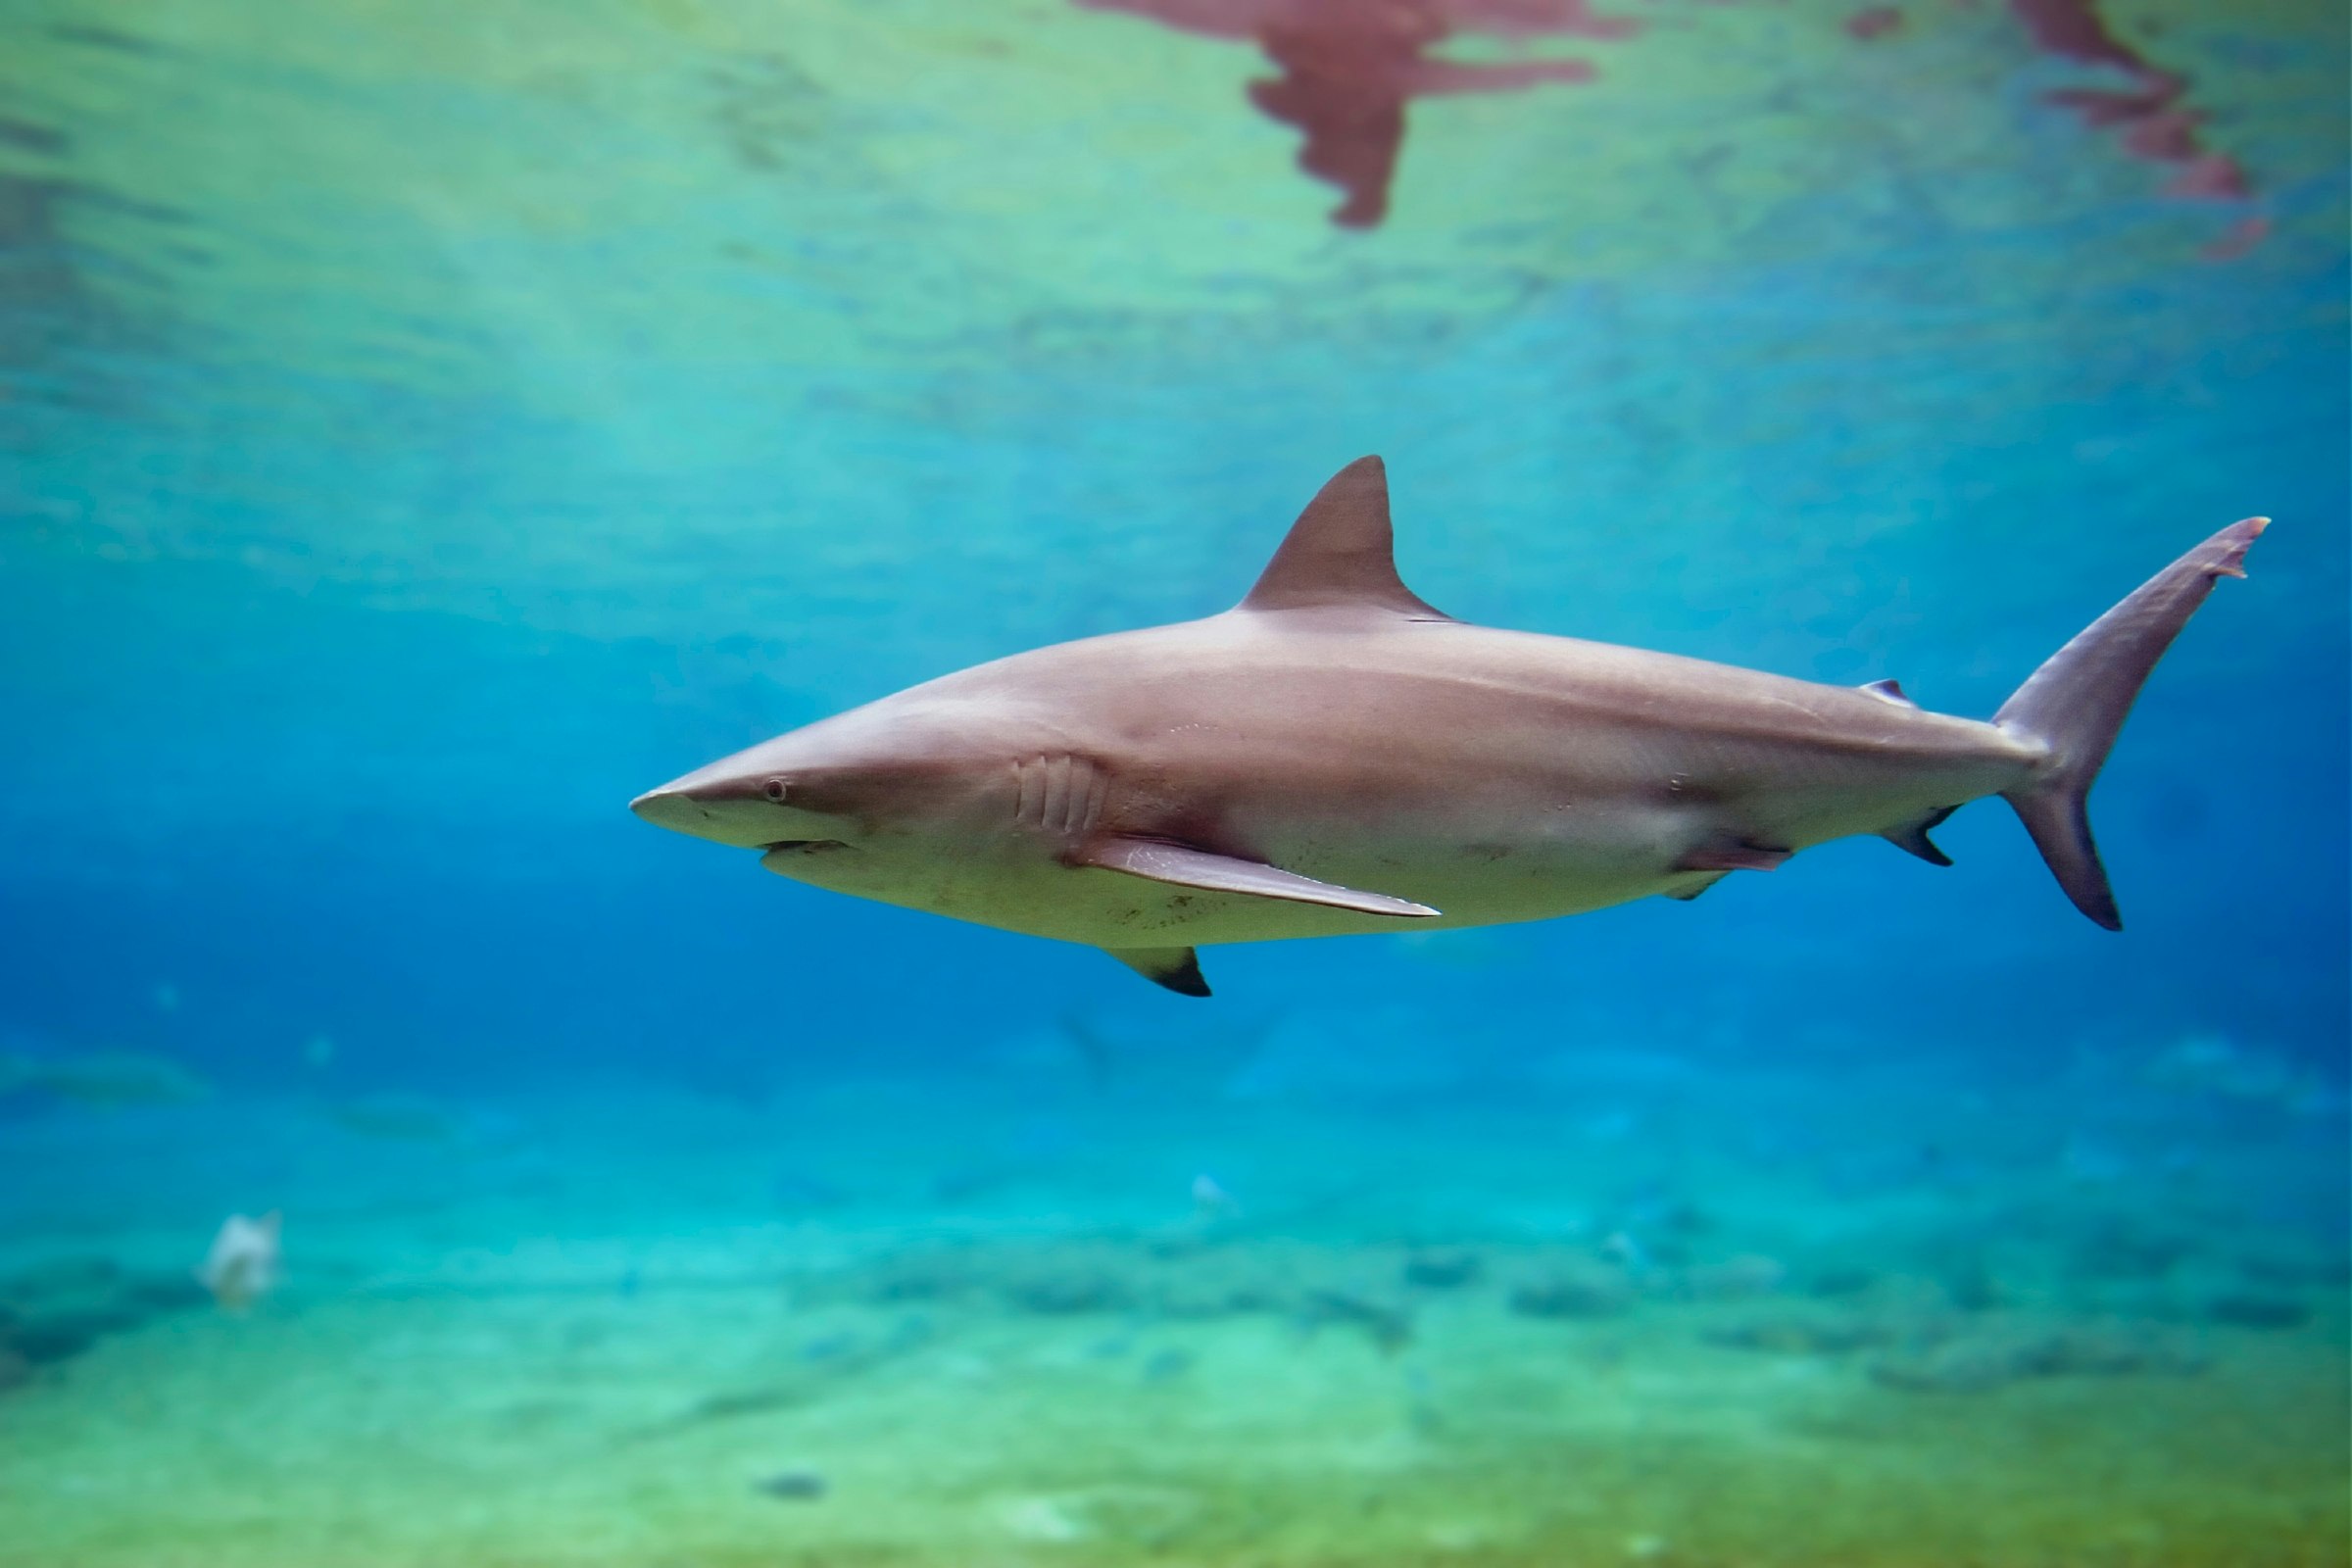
<box><xmin>1993</xmin><ymin>516</ymin><xmax>2268</xmax><ymax>930</ymax></box>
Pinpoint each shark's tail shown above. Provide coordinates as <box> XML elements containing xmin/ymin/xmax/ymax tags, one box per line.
<box><xmin>1993</xmin><ymin>516</ymin><xmax>2268</xmax><ymax>929</ymax></box>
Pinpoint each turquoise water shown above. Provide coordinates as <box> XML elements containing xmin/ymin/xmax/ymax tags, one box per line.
<box><xmin>2</xmin><ymin>2</ymin><xmax>2346</xmax><ymax>1563</ymax></box>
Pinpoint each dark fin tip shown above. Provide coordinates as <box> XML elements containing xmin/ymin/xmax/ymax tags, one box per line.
<box><xmin>1161</xmin><ymin>952</ymin><xmax>1212</xmax><ymax>998</ymax></box>
<box><xmin>1883</xmin><ymin>806</ymin><xmax>1958</xmax><ymax>866</ymax></box>
<box><xmin>1664</xmin><ymin>871</ymin><xmax>1728</xmax><ymax>902</ymax></box>
<box><xmin>1860</xmin><ymin>677</ymin><xmax>1916</xmax><ymax>706</ymax></box>
<box><xmin>1103</xmin><ymin>945</ymin><xmax>1213</xmax><ymax>997</ymax></box>
<box><xmin>2004</xmin><ymin>786</ymin><xmax>2123</xmax><ymax>931</ymax></box>
<box><xmin>1992</xmin><ymin>518</ymin><xmax>2261</xmax><ymax>934</ymax></box>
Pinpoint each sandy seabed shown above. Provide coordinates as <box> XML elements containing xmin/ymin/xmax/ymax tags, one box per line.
<box><xmin>1</xmin><ymin>1071</ymin><xmax>2344</xmax><ymax>1567</ymax></box>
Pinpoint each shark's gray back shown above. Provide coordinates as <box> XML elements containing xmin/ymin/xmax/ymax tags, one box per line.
<box><xmin>936</xmin><ymin>609</ymin><xmax>2034</xmax><ymax>820</ymax></box>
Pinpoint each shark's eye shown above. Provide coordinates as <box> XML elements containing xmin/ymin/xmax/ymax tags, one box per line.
<box><xmin>761</xmin><ymin>778</ymin><xmax>789</xmax><ymax>803</ymax></box>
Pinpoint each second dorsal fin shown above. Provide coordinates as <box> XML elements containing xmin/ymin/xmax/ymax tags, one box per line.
<box><xmin>1860</xmin><ymin>678</ymin><xmax>1915</xmax><ymax>707</ymax></box>
<box><xmin>1239</xmin><ymin>457</ymin><xmax>1451</xmax><ymax>619</ymax></box>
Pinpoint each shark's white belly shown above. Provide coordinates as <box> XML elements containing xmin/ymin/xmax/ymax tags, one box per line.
<box><xmin>762</xmin><ymin>760</ymin><xmax>2001</xmax><ymax>949</ymax></box>
<box><xmin>772</xmin><ymin>840</ymin><xmax>1639</xmax><ymax>948</ymax></box>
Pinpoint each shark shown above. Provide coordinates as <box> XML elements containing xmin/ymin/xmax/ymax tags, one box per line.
<box><xmin>632</xmin><ymin>458</ymin><xmax>2265</xmax><ymax>996</ymax></box>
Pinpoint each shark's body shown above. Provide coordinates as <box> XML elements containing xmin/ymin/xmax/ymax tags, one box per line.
<box><xmin>635</xmin><ymin>459</ymin><xmax>2265</xmax><ymax>995</ymax></box>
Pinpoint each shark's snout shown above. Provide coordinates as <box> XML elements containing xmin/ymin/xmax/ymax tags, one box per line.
<box><xmin>628</xmin><ymin>772</ymin><xmax>782</xmax><ymax>849</ymax></box>
<box><xmin>629</xmin><ymin>786</ymin><xmax>720</xmax><ymax>835</ymax></box>
<box><xmin>631</xmin><ymin>762</ymin><xmax>846</xmax><ymax>851</ymax></box>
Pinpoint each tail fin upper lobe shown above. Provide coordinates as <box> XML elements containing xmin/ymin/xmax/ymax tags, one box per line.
<box><xmin>1993</xmin><ymin>516</ymin><xmax>2269</xmax><ymax>930</ymax></box>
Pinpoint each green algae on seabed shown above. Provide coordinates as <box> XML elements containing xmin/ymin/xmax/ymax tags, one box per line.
<box><xmin>0</xmin><ymin>1243</ymin><xmax>2342</xmax><ymax>1568</ymax></box>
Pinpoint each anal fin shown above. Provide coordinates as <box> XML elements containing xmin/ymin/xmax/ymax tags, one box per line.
<box><xmin>1079</xmin><ymin>837</ymin><xmax>1440</xmax><ymax>919</ymax></box>
<box><xmin>1674</xmin><ymin>837</ymin><xmax>1791</xmax><ymax>874</ymax></box>
<box><xmin>1103</xmin><ymin>947</ymin><xmax>1211</xmax><ymax>998</ymax></box>
<box><xmin>1664</xmin><ymin>871</ymin><xmax>1729</xmax><ymax>902</ymax></box>
<box><xmin>1881</xmin><ymin>805</ymin><xmax>1958</xmax><ymax>866</ymax></box>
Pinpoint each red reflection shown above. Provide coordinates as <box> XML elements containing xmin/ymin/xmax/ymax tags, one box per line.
<box><xmin>1077</xmin><ymin>0</ymin><xmax>2259</xmax><ymax>250</ymax></box>
<box><xmin>1845</xmin><ymin>7</ymin><xmax>1904</xmax><ymax>41</ymax></box>
<box><xmin>1076</xmin><ymin>0</ymin><xmax>1620</xmax><ymax>227</ymax></box>
<box><xmin>2013</xmin><ymin>0</ymin><xmax>2251</xmax><ymax>209</ymax></box>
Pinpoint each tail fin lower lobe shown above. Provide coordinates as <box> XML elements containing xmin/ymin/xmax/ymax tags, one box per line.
<box><xmin>1993</xmin><ymin>516</ymin><xmax>2268</xmax><ymax>930</ymax></box>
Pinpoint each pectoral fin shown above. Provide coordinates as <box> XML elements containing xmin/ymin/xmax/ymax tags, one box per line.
<box><xmin>1674</xmin><ymin>838</ymin><xmax>1791</xmax><ymax>874</ymax></box>
<box><xmin>1080</xmin><ymin>838</ymin><xmax>1441</xmax><ymax>919</ymax></box>
<box><xmin>1103</xmin><ymin>946</ymin><xmax>1212</xmax><ymax>998</ymax></box>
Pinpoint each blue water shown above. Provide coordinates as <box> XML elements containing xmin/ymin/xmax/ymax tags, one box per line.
<box><xmin>10</xmin><ymin>253</ymin><xmax>2344</xmax><ymax>1095</ymax></box>
<box><xmin>0</xmin><ymin>4</ymin><xmax>2345</xmax><ymax>1563</ymax></box>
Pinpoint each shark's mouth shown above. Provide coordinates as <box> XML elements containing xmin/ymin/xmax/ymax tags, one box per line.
<box><xmin>760</xmin><ymin>839</ymin><xmax>846</xmax><ymax>855</ymax></box>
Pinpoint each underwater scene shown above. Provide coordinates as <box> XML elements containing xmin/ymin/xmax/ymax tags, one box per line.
<box><xmin>2</xmin><ymin>2</ymin><xmax>2347</xmax><ymax>1564</ymax></box>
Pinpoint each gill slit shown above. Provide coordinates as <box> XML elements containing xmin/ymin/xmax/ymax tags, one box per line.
<box><xmin>1012</xmin><ymin>754</ymin><xmax>1106</xmax><ymax>838</ymax></box>
<box><xmin>1013</xmin><ymin>757</ymin><xmax>1042</xmax><ymax>828</ymax></box>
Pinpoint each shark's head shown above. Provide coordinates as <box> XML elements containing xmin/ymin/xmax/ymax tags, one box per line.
<box><xmin>630</xmin><ymin>694</ymin><xmax>1034</xmax><ymax>859</ymax></box>
<box><xmin>629</xmin><ymin>729</ymin><xmax>861</xmax><ymax>853</ymax></box>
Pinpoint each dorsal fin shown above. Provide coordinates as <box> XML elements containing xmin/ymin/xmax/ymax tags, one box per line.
<box><xmin>1240</xmin><ymin>457</ymin><xmax>1451</xmax><ymax>619</ymax></box>
<box><xmin>1860</xmin><ymin>678</ymin><xmax>1915</xmax><ymax>707</ymax></box>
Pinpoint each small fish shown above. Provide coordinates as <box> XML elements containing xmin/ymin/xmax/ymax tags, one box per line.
<box><xmin>196</xmin><ymin>1211</ymin><xmax>282</xmax><ymax>1312</ymax></box>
